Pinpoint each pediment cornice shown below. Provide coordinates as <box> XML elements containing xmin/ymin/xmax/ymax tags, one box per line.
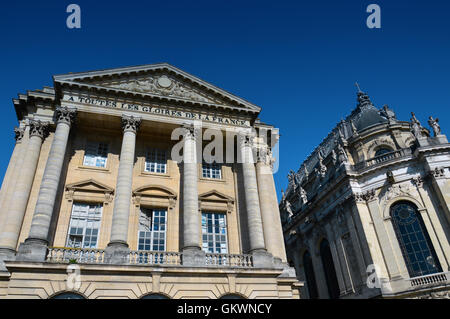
<box><xmin>53</xmin><ymin>63</ymin><xmax>261</xmax><ymax>115</ymax></box>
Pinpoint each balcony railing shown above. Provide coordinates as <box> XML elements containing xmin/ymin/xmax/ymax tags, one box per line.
<box><xmin>47</xmin><ymin>247</ymin><xmax>105</xmax><ymax>264</ymax></box>
<box><xmin>409</xmin><ymin>272</ymin><xmax>449</xmax><ymax>287</ymax></box>
<box><xmin>353</xmin><ymin>148</ymin><xmax>412</xmax><ymax>171</ymax></box>
<box><xmin>128</xmin><ymin>250</ymin><xmax>182</xmax><ymax>266</ymax></box>
<box><xmin>205</xmin><ymin>253</ymin><xmax>253</xmax><ymax>268</ymax></box>
<box><xmin>46</xmin><ymin>247</ymin><xmax>254</xmax><ymax>268</ymax></box>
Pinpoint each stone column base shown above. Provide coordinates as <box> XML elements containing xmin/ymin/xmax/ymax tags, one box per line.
<box><xmin>15</xmin><ymin>239</ymin><xmax>48</xmax><ymax>262</ymax></box>
<box><xmin>252</xmin><ymin>250</ymin><xmax>275</xmax><ymax>268</ymax></box>
<box><xmin>0</xmin><ymin>247</ymin><xmax>16</xmax><ymax>271</ymax></box>
<box><xmin>105</xmin><ymin>242</ymin><xmax>130</xmax><ymax>264</ymax></box>
<box><xmin>182</xmin><ymin>248</ymin><xmax>206</xmax><ymax>267</ymax></box>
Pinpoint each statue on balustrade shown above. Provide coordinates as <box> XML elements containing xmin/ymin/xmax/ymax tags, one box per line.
<box><xmin>428</xmin><ymin>116</ymin><xmax>441</xmax><ymax>137</ymax></box>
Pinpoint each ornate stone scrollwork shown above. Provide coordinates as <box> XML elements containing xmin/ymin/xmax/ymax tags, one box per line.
<box><xmin>181</xmin><ymin>123</ymin><xmax>199</xmax><ymax>141</ymax></box>
<box><xmin>412</xmin><ymin>176</ymin><xmax>424</xmax><ymax>188</ymax></box>
<box><xmin>429</xmin><ymin>167</ymin><xmax>445</xmax><ymax>179</ymax></box>
<box><xmin>257</xmin><ymin>145</ymin><xmax>275</xmax><ymax>168</ymax></box>
<box><xmin>122</xmin><ymin>115</ymin><xmax>141</xmax><ymax>133</ymax></box>
<box><xmin>55</xmin><ymin>106</ymin><xmax>77</xmax><ymax>125</ymax></box>
<box><xmin>350</xmin><ymin>192</ymin><xmax>365</xmax><ymax>203</ymax></box>
<box><xmin>29</xmin><ymin>119</ymin><xmax>49</xmax><ymax>139</ymax></box>
<box><xmin>14</xmin><ymin>127</ymin><xmax>24</xmax><ymax>142</ymax></box>
<box><xmin>238</xmin><ymin>131</ymin><xmax>255</xmax><ymax>148</ymax></box>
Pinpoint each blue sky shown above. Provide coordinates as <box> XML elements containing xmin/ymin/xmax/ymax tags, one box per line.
<box><xmin>0</xmin><ymin>0</ymin><xmax>449</xmax><ymax>199</ymax></box>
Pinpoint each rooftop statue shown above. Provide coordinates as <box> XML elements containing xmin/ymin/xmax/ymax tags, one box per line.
<box><xmin>428</xmin><ymin>116</ymin><xmax>441</xmax><ymax>137</ymax></box>
<box><xmin>410</xmin><ymin>112</ymin><xmax>423</xmax><ymax>138</ymax></box>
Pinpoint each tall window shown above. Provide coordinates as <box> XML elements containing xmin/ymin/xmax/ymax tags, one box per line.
<box><xmin>390</xmin><ymin>201</ymin><xmax>442</xmax><ymax>277</ymax></box>
<box><xmin>145</xmin><ymin>148</ymin><xmax>167</xmax><ymax>173</ymax></box>
<box><xmin>320</xmin><ymin>239</ymin><xmax>340</xmax><ymax>299</ymax></box>
<box><xmin>303</xmin><ymin>251</ymin><xmax>319</xmax><ymax>299</ymax></box>
<box><xmin>201</xmin><ymin>212</ymin><xmax>228</xmax><ymax>254</ymax></box>
<box><xmin>138</xmin><ymin>208</ymin><xmax>167</xmax><ymax>251</ymax></box>
<box><xmin>202</xmin><ymin>162</ymin><xmax>222</xmax><ymax>179</ymax></box>
<box><xmin>83</xmin><ymin>141</ymin><xmax>108</xmax><ymax>168</ymax></box>
<box><xmin>66</xmin><ymin>203</ymin><xmax>103</xmax><ymax>248</ymax></box>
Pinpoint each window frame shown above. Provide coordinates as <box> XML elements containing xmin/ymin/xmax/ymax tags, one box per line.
<box><xmin>137</xmin><ymin>207</ymin><xmax>167</xmax><ymax>252</ymax></box>
<box><xmin>83</xmin><ymin>140</ymin><xmax>109</xmax><ymax>168</ymax></box>
<box><xmin>202</xmin><ymin>162</ymin><xmax>222</xmax><ymax>180</ymax></box>
<box><xmin>66</xmin><ymin>202</ymin><xmax>103</xmax><ymax>249</ymax></box>
<box><xmin>201</xmin><ymin>211</ymin><xmax>228</xmax><ymax>254</ymax></box>
<box><xmin>144</xmin><ymin>148</ymin><xmax>167</xmax><ymax>174</ymax></box>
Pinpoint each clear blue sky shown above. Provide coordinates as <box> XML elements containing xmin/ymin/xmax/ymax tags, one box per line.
<box><xmin>0</xmin><ymin>0</ymin><xmax>449</xmax><ymax>199</ymax></box>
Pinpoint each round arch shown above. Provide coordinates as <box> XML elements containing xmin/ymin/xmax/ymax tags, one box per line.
<box><xmin>383</xmin><ymin>196</ymin><xmax>425</xmax><ymax>220</ymax></box>
<box><xmin>219</xmin><ymin>293</ymin><xmax>247</xmax><ymax>299</ymax></box>
<box><xmin>140</xmin><ymin>293</ymin><xmax>171</xmax><ymax>299</ymax></box>
<box><xmin>49</xmin><ymin>291</ymin><xmax>86</xmax><ymax>299</ymax></box>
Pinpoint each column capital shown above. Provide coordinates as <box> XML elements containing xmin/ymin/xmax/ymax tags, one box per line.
<box><xmin>14</xmin><ymin>127</ymin><xmax>25</xmax><ymax>143</ymax></box>
<box><xmin>55</xmin><ymin>106</ymin><xmax>77</xmax><ymax>126</ymax></box>
<box><xmin>238</xmin><ymin>131</ymin><xmax>255</xmax><ymax>149</ymax></box>
<box><xmin>256</xmin><ymin>145</ymin><xmax>275</xmax><ymax>167</ymax></box>
<box><xmin>182</xmin><ymin>123</ymin><xmax>198</xmax><ymax>140</ymax></box>
<box><xmin>121</xmin><ymin>114</ymin><xmax>141</xmax><ymax>133</ymax></box>
<box><xmin>29</xmin><ymin>120</ymin><xmax>49</xmax><ymax>139</ymax></box>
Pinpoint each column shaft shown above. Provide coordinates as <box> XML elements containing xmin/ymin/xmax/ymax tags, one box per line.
<box><xmin>240</xmin><ymin>140</ymin><xmax>265</xmax><ymax>253</ymax></box>
<box><xmin>183</xmin><ymin>128</ymin><xmax>200</xmax><ymax>250</ymax></box>
<box><xmin>256</xmin><ymin>158</ymin><xmax>286</xmax><ymax>261</ymax></box>
<box><xmin>0</xmin><ymin>122</ymin><xmax>47</xmax><ymax>251</ymax></box>
<box><xmin>26</xmin><ymin>111</ymin><xmax>74</xmax><ymax>243</ymax></box>
<box><xmin>109</xmin><ymin>130</ymin><xmax>137</xmax><ymax>246</ymax></box>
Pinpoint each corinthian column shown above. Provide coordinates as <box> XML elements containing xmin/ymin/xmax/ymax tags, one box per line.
<box><xmin>106</xmin><ymin>115</ymin><xmax>140</xmax><ymax>263</ymax></box>
<box><xmin>0</xmin><ymin>120</ymin><xmax>49</xmax><ymax>260</ymax></box>
<box><xmin>256</xmin><ymin>145</ymin><xmax>287</xmax><ymax>263</ymax></box>
<box><xmin>239</xmin><ymin>133</ymin><xmax>267</xmax><ymax>254</ymax></box>
<box><xmin>18</xmin><ymin>107</ymin><xmax>77</xmax><ymax>261</ymax></box>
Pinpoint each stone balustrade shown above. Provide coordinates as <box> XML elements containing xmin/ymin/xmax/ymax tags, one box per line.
<box><xmin>409</xmin><ymin>272</ymin><xmax>449</xmax><ymax>288</ymax></box>
<box><xmin>205</xmin><ymin>253</ymin><xmax>254</xmax><ymax>268</ymax></box>
<box><xmin>353</xmin><ymin>148</ymin><xmax>412</xmax><ymax>171</ymax></box>
<box><xmin>45</xmin><ymin>247</ymin><xmax>255</xmax><ymax>268</ymax></box>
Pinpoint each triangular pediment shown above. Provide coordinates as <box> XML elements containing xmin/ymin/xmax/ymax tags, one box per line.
<box><xmin>54</xmin><ymin>63</ymin><xmax>260</xmax><ymax>113</ymax></box>
<box><xmin>199</xmin><ymin>190</ymin><xmax>234</xmax><ymax>203</ymax></box>
<box><xmin>133</xmin><ymin>185</ymin><xmax>177</xmax><ymax>199</ymax></box>
<box><xmin>66</xmin><ymin>179</ymin><xmax>114</xmax><ymax>193</ymax></box>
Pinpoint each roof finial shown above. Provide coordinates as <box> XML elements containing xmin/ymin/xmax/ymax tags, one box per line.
<box><xmin>355</xmin><ymin>82</ymin><xmax>362</xmax><ymax>93</ymax></box>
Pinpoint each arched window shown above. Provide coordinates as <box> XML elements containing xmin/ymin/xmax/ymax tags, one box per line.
<box><xmin>303</xmin><ymin>251</ymin><xmax>319</xmax><ymax>299</ymax></box>
<box><xmin>51</xmin><ymin>292</ymin><xmax>85</xmax><ymax>299</ymax></box>
<box><xmin>390</xmin><ymin>201</ymin><xmax>442</xmax><ymax>277</ymax></box>
<box><xmin>320</xmin><ymin>239</ymin><xmax>340</xmax><ymax>299</ymax></box>
<box><xmin>141</xmin><ymin>293</ymin><xmax>170</xmax><ymax>299</ymax></box>
<box><xmin>220</xmin><ymin>294</ymin><xmax>245</xmax><ymax>299</ymax></box>
<box><xmin>374</xmin><ymin>147</ymin><xmax>392</xmax><ymax>157</ymax></box>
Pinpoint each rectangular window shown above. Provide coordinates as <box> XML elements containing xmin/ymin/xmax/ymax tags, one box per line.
<box><xmin>201</xmin><ymin>212</ymin><xmax>228</xmax><ymax>254</ymax></box>
<box><xmin>66</xmin><ymin>203</ymin><xmax>103</xmax><ymax>249</ymax></box>
<box><xmin>138</xmin><ymin>208</ymin><xmax>167</xmax><ymax>251</ymax></box>
<box><xmin>83</xmin><ymin>141</ymin><xmax>108</xmax><ymax>168</ymax></box>
<box><xmin>202</xmin><ymin>162</ymin><xmax>222</xmax><ymax>179</ymax></box>
<box><xmin>144</xmin><ymin>148</ymin><xmax>167</xmax><ymax>174</ymax></box>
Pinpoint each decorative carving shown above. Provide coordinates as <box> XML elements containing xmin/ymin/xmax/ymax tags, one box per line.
<box><xmin>55</xmin><ymin>106</ymin><xmax>77</xmax><ymax>125</ymax></box>
<box><xmin>379</xmin><ymin>104</ymin><xmax>397</xmax><ymax>123</ymax></box>
<box><xmin>14</xmin><ymin>127</ymin><xmax>24</xmax><ymax>142</ymax></box>
<box><xmin>429</xmin><ymin>167</ymin><xmax>445</xmax><ymax>179</ymax></box>
<box><xmin>238</xmin><ymin>131</ymin><xmax>255</xmax><ymax>149</ymax></box>
<box><xmin>336</xmin><ymin>142</ymin><xmax>348</xmax><ymax>164</ymax></box>
<box><xmin>362</xmin><ymin>189</ymin><xmax>376</xmax><ymax>202</ymax></box>
<box><xmin>121</xmin><ymin>115</ymin><xmax>141</xmax><ymax>133</ymax></box>
<box><xmin>300</xmin><ymin>187</ymin><xmax>308</xmax><ymax>205</ymax></box>
<box><xmin>428</xmin><ymin>116</ymin><xmax>441</xmax><ymax>137</ymax></box>
<box><xmin>386</xmin><ymin>171</ymin><xmax>395</xmax><ymax>184</ymax></box>
<box><xmin>385</xmin><ymin>183</ymin><xmax>415</xmax><ymax>201</ymax></box>
<box><xmin>257</xmin><ymin>145</ymin><xmax>275</xmax><ymax>168</ymax></box>
<box><xmin>410</xmin><ymin>112</ymin><xmax>423</xmax><ymax>139</ymax></box>
<box><xmin>351</xmin><ymin>192</ymin><xmax>365</xmax><ymax>203</ymax></box>
<box><xmin>110</xmin><ymin>75</ymin><xmax>219</xmax><ymax>104</ymax></box>
<box><xmin>29</xmin><ymin>120</ymin><xmax>49</xmax><ymax>139</ymax></box>
<box><xmin>412</xmin><ymin>291</ymin><xmax>450</xmax><ymax>299</ymax></box>
<box><xmin>331</xmin><ymin>149</ymin><xmax>337</xmax><ymax>165</ymax></box>
<box><xmin>351</xmin><ymin>120</ymin><xmax>358</xmax><ymax>135</ymax></box>
<box><xmin>412</xmin><ymin>176</ymin><xmax>424</xmax><ymax>188</ymax></box>
<box><xmin>182</xmin><ymin>123</ymin><xmax>198</xmax><ymax>140</ymax></box>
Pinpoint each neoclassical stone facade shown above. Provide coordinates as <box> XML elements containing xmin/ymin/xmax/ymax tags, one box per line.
<box><xmin>0</xmin><ymin>64</ymin><xmax>300</xmax><ymax>299</ymax></box>
<box><xmin>281</xmin><ymin>88</ymin><xmax>450</xmax><ymax>299</ymax></box>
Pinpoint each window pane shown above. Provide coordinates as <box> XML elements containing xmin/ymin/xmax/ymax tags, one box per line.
<box><xmin>201</xmin><ymin>212</ymin><xmax>228</xmax><ymax>254</ymax></box>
